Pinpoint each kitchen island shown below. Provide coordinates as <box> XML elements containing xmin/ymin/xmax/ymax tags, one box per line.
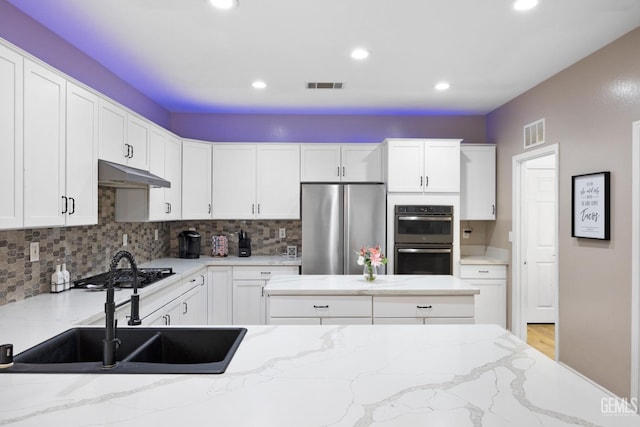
<box><xmin>1</xmin><ymin>324</ymin><xmax>638</xmax><ymax>426</ymax></box>
<box><xmin>265</xmin><ymin>274</ymin><xmax>480</xmax><ymax>325</ymax></box>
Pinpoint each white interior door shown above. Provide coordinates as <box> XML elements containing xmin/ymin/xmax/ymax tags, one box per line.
<box><xmin>524</xmin><ymin>155</ymin><xmax>557</xmax><ymax>323</ymax></box>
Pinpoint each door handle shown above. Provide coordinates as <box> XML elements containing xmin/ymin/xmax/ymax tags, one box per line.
<box><xmin>69</xmin><ymin>197</ymin><xmax>75</xmax><ymax>215</ymax></box>
<box><xmin>417</xmin><ymin>305</ymin><xmax>433</xmax><ymax>309</ymax></box>
<box><xmin>61</xmin><ymin>195</ymin><xmax>68</xmax><ymax>214</ymax></box>
<box><xmin>313</xmin><ymin>305</ymin><xmax>329</xmax><ymax>309</ymax></box>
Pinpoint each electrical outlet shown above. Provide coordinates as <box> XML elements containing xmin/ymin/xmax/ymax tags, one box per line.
<box><xmin>29</xmin><ymin>242</ymin><xmax>39</xmax><ymax>262</ymax></box>
<box><xmin>154</xmin><ymin>229</ymin><xmax>159</xmax><ymax>241</ymax></box>
<box><xmin>123</xmin><ymin>233</ymin><xmax>128</xmax><ymax>246</ymax></box>
<box><xmin>279</xmin><ymin>228</ymin><xmax>286</xmax><ymax>239</ymax></box>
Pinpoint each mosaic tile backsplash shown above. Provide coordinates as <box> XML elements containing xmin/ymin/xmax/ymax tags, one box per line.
<box><xmin>0</xmin><ymin>187</ymin><xmax>301</xmax><ymax>306</ymax></box>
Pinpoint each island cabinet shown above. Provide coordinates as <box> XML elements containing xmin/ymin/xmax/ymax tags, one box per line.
<box><xmin>265</xmin><ymin>275</ymin><xmax>479</xmax><ymax>325</ymax></box>
<box><xmin>372</xmin><ymin>295</ymin><xmax>474</xmax><ymax>324</ymax></box>
<box><xmin>268</xmin><ymin>295</ymin><xmax>373</xmax><ymax>325</ymax></box>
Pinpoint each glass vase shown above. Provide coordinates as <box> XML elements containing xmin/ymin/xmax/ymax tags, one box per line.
<box><xmin>363</xmin><ymin>264</ymin><xmax>377</xmax><ymax>282</ymax></box>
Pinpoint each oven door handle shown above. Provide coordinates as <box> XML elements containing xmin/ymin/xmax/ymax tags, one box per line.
<box><xmin>397</xmin><ymin>248</ymin><xmax>452</xmax><ymax>254</ymax></box>
<box><xmin>397</xmin><ymin>216</ymin><xmax>452</xmax><ymax>221</ymax></box>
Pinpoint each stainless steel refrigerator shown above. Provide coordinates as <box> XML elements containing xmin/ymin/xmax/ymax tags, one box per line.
<box><xmin>301</xmin><ymin>184</ymin><xmax>386</xmax><ymax>274</ymax></box>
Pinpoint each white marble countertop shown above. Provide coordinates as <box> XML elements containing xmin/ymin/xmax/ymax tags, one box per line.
<box><xmin>460</xmin><ymin>255</ymin><xmax>509</xmax><ymax>265</ymax></box>
<box><xmin>265</xmin><ymin>274</ymin><xmax>480</xmax><ymax>296</ymax></box>
<box><xmin>1</xmin><ymin>324</ymin><xmax>638</xmax><ymax>426</ymax></box>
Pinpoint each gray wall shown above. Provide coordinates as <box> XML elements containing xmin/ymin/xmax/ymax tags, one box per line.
<box><xmin>486</xmin><ymin>27</ymin><xmax>640</xmax><ymax>398</ymax></box>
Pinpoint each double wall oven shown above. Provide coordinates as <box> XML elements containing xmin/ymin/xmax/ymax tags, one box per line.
<box><xmin>394</xmin><ymin>205</ymin><xmax>453</xmax><ymax>275</ymax></box>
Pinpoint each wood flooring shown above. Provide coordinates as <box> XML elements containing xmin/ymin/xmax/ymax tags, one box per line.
<box><xmin>527</xmin><ymin>323</ymin><xmax>555</xmax><ymax>360</ymax></box>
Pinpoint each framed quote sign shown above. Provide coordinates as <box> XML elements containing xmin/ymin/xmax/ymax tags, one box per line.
<box><xmin>571</xmin><ymin>171</ymin><xmax>610</xmax><ymax>240</ymax></box>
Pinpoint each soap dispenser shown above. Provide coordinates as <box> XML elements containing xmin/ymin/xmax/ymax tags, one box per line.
<box><xmin>51</xmin><ymin>265</ymin><xmax>64</xmax><ymax>293</ymax></box>
<box><xmin>61</xmin><ymin>263</ymin><xmax>70</xmax><ymax>291</ymax></box>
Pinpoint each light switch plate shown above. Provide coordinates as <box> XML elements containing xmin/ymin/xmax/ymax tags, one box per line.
<box><xmin>29</xmin><ymin>242</ymin><xmax>39</xmax><ymax>262</ymax></box>
<box><xmin>279</xmin><ymin>228</ymin><xmax>286</xmax><ymax>239</ymax></box>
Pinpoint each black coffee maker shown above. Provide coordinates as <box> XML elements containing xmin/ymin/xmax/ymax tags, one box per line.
<box><xmin>238</xmin><ymin>229</ymin><xmax>251</xmax><ymax>257</ymax></box>
<box><xmin>178</xmin><ymin>230</ymin><xmax>201</xmax><ymax>259</ymax></box>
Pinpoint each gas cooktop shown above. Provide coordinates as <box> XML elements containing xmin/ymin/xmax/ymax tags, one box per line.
<box><xmin>73</xmin><ymin>268</ymin><xmax>174</xmax><ymax>290</ymax></box>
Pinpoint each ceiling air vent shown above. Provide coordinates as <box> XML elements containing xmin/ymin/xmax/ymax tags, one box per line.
<box><xmin>307</xmin><ymin>82</ymin><xmax>344</xmax><ymax>89</ymax></box>
<box><xmin>523</xmin><ymin>118</ymin><xmax>545</xmax><ymax>149</ymax></box>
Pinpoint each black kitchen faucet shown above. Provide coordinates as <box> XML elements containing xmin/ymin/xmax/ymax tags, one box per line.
<box><xmin>103</xmin><ymin>250</ymin><xmax>141</xmax><ymax>368</ymax></box>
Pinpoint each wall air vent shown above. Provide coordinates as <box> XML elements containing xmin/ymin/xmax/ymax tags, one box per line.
<box><xmin>523</xmin><ymin>118</ymin><xmax>545</xmax><ymax>149</ymax></box>
<box><xmin>307</xmin><ymin>82</ymin><xmax>344</xmax><ymax>89</ymax></box>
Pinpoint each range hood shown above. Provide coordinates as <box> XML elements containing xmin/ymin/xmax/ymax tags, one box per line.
<box><xmin>98</xmin><ymin>160</ymin><xmax>170</xmax><ymax>188</ymax></box>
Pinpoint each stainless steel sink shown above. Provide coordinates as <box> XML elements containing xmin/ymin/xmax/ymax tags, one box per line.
<box><xmin>2</xmin><ymin>327</ymin><xmax>247</xmax><ymax>374</ymax></box>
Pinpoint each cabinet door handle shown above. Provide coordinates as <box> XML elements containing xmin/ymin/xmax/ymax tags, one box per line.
<box><xmin>163</xmin><ymin>314</ymin><xmax>169</xmax><ymax>325</ymax></box>
<box><xmin>478</xmin><ymin>270</ymin><xmax>490</xmax><ymax>274</ymax></box>
<box><xmin>130</xmin><ymin>144</ymin><xmax>134</xmax><ymax>159</ymax></box>
<box><xmin>337</xmin><ymin>166</ymin><xmax>340</xmax><ymax>177</ymax></box>
<box><xmin>183</xmin><ymin>302</ymin><xmax>188</xmax><ymax>315</ymax></box>
<box><xmin>69</xmin><ymin>197</ymin><xmax>75</xmax><ymax>215</ymax></box>
<box><xmin>417</xmin><ymin>305</ymin><xmax>433</xmax><ymax>309</ymax></box>
<box><xmin>492</xmin><ymin>204</ymin><xmax>496</xmax><ymax>215</ymax></box>
<box><xmin>342</xmin><ymin>166</ymin><xmax>345</xmax><ymax>177</ymax></box>
<box><xmin>208</xmin><ymin>203</ymin><xmax>212</xmax><ymax>214</ymax></box>
<box><xmin>257</xmin><ymin>204</ymin><xmax>260</xmax><ymax>214</ymax></box>
<box><xmin>61</xmin><ymin>195</ymin><xmax>68</xmax><ymax>214</ymax></box>
<box><xmin>166</xmin><ymin>202</ymin><xmax>171</xmax><ymax>214</ymax></box>
<box><xmin>420</xmin><ymin>176</ymin><xmax>423</xmax><ymax>187</ymax></box>
<box><xmin>313</xmin><ymin>305</ymin><xmax>329</xmax><ymax>309</ymax></box>
<box><xmin>425</xmin><ymin>176</ymin><xmax>429</xmax><ymax>187</ymax></box>
<box><xmin>252</xmin><ymin>204</ymin><xmax>255</xmax><ymax>214</ymax></box>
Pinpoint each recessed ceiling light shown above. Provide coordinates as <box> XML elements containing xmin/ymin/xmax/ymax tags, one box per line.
<box><xmin>350</xmin><ymin>48</ymin><xmax>370</xmax><ymax>60</ymax></box>
<box><xmin>252</xmin><ymin>80</ymin><xmax>267</xmax><ymax>89</ymax></box>
<box><xmin>513</xmin><ymin>0</ymin><xmax>538</xmax><ymax>11</ymax></box>
<box><xmin>435</xmin><ymin>82</ymin><xmax>451</xmax><ymax>91</ymax></box>
<box><xmin>209</xmin><ymin>0</ymin><xmax>238</xmax><ymax>10</ymax></box>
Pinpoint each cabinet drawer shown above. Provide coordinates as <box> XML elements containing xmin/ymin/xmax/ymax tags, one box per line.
<box><xmin>269</xmin><ymin>295</ymin><xmax>372</xmax><ymax>318</ymax></box>
<box><xmin>373</xmin><ymin>296</ymin><xmax>474</xmax><ymax>318</ymax></box>
<box><xmin>232</xmin><ymin>266</ymin><xmax>299</xmax><ymax>280</ymax></box>
<box><xmin>460</xmin><ymin>264</ymin><xmax>506</xmax><ymax>279</ymax></box>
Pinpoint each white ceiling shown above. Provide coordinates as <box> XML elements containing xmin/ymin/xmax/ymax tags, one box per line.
<box><xmin>8</xmin><ymin>0</ymin><xmax>640</xmax><ymax>115</ymax></box>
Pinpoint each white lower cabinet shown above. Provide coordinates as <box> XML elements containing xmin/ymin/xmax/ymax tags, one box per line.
<box><xmin>267</xmin><ymin>294</ymin><xmax>474</xmax><ymax>325</ymax></box>
<box><xmin>141</xmin><ymin>268</ymin><xmax>207</xmax><ymax>326</ymax></box>
<box><xmin>268</xmin><ymin>295</ymin><xmax>372</xmax><ymax>325</ymax></box>
<box><xmin>208</xmin><ymin>266</ymin><xmax>233</xmax><ymax>325</ymax></box>
<box><xmin>460</xmin><ymin>264</ymin><xmax>507</xmax><ymax>327</ymax></box>
<box><xmin>373</xmin><ymin>295</ymin><xmax>475</xmax><ymax>324</ymax></box>
<box><xmin>232</xmin><ymin>266</ymin><xmax>299</xmax><ymax>325</ymax></box>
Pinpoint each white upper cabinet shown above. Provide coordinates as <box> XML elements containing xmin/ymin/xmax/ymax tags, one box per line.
<box><xmin>0</xmin><ymin>44</ymin><xmax>23</xmax><ymax>229</ymax></box>
<box><xmin>147</xmin><ymin>127</ymin><xmax>182</xmax><ymax>221</ymax></box>
<box><xmin>212</xmin><ymin>144</ymin><xmax>300</xmax><ymax>220</ymax></box>
<box><xmin>114</xmin><ymin>127</ymin><xmax>182</xmax><ymax>222</ymax></box>
<box><xmin>98</xmin><ymin>98</ymin><xmax>149</xmax><ymax>170</ymax></box>
<box><xmin>256</xmin><ymin>144</ymin><xmax>300</xmax><ymax>219</ymax></box>
<box><xmin>301</xmin><ymin>143</ymin><xmax>382</xmax><ymax>182</ymax></box>
<box><xmin>65</xmin><ymin>82</ymin><xmax>99</xmax><ymax>226</ymax></box>
<box><xmin>300</xmin><ymin>144</ymin><xmax>341</xmax><ymax>182</ymax></box>
<box><xmin>460</xmin><ymin>144</ymin><xmax>496</xmax><ymax>220</ymax></box>
<box><xmin>212</xmin><ymin>144</ymin><xmax>257</xmax><ymax>219</ymax></box>
<box><xmin>182</xmin><ymin>139</ymin><xmax>213</xmax><ymax>220</ymax></box>
<box><xmin>23</xmin><ymin>59</ymin><xmax>66</xmax><ymax>228</ymax></box>
<box><xmin>386</xmin><ymin>138</ymin><xmax>461</xmax><ymax>193</ymax></box>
